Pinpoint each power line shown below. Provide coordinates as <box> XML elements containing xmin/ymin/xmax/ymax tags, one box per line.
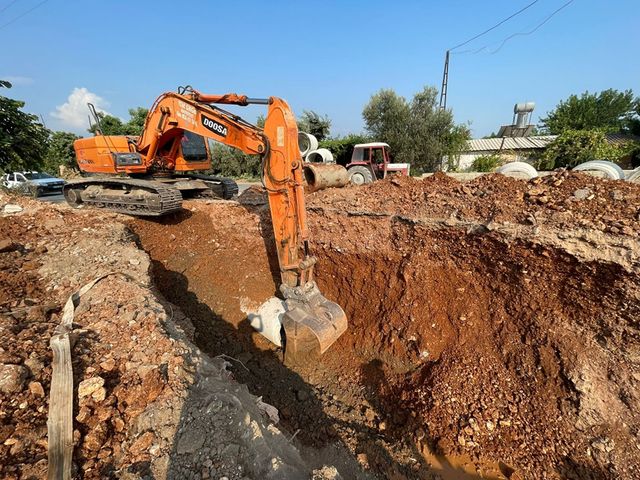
<box><xmin>0</xmin><ymin>0</ymin><xmax>20</xmax><ymax>14</ymax></box>
<box><xmin>0</xmin><ymin>0</ymin><xmax>48</xmax><ymax>30</ymax></box>
<box><xmin>449</xmin><ymin>0</ymin><xmax>540</xmax><ymax>51</ymax></box>
<box><xmin>484</xmin><ymin>0</ymin><xmax>575</xmax><ymax>54</ymax></box>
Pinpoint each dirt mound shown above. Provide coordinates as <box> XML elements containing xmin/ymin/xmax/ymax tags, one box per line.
<box><xmin>130</xmin><ymin>172</ymin><xmax>640</xmax><ymax>479</ymax></box>
<box><xmin>309</xmin><ymin>171</ymin><xmax>640</xmax><ymax>236</ymax></box>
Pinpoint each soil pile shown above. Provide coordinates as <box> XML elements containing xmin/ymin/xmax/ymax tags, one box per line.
<box><xmin>310</xmin><ymin>171</ymin><xmax>640</xmax><ymax>236</ymax></box>
<box><xmin>131</xmin><ymin>172</ymin><xmax>640</xmax><ymax>479</ymax></box>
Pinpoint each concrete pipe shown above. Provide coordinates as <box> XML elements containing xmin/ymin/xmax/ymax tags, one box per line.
<box><xmin>298</xmin><ymin>132</ymin><xmax>318</xmax><ymax>158</ymax></box>
<box><xmin>306</xmin><ymin>148</ymin><xmax>335</xmax><ymax>164</ymax></box>
<box><xmin>573</xmin><ymin>160</ymin><xmax>624</xmax><ymax>180</ymax></box>
<box><xmin>496</xmin><ymin>161</ymin><xmax>538</xmax><ymax>179</ymax></box>
<box><xmin>627</xmin><ymin>167</ymin><xmax>640</xmax><ymax>183</ymax></box>
<box><xmin>304</xmin><ymin>163</ymin><xmax>349</xmax><ymax>192</ymax></box>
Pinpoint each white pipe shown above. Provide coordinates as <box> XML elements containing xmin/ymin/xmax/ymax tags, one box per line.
<box><xmin>306</xmin><ymin>148</ymin><xmax>334</xmax><ymax>164</ymax></box>
<box><xmin>298</xmin><ymin>132</ymin><xmax>318</xmax><ymax>158</ymax></box>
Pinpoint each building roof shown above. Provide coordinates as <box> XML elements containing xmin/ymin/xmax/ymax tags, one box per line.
<box><xmin>465</xmin><ymin>136</ymin><xmax>557</xmax><ymax>152</ymax></box>
<box><xmin>465</xmin><ymin>132</ymin><xmax>640</xmax><ymax>153</ymax></box>
<box><xmin>605</xmin><ymin>132</ymin><xmax>640</xmax><ymax>145</ymax></box>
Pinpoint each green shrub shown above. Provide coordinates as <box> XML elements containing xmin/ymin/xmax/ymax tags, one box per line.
<box><xmin>541</xmin><ymin>129</ymin><xmax>631</xmax><ymax>169</ymax></box>
<box><xmin>470</xmin><ymin>154</ymin><xmax>502</xmax><ymax>172</ymax></box>
<box><xmin>319</xmin><ymin>134</ymin><xmax>372</xmax><ymax>166</ymax></box>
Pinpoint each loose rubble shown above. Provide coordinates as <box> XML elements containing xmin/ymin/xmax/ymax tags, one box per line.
<box><xmin>0</xmin><ymin>194</ymin><xmax>336</xmax><ymax>480</ymax></box>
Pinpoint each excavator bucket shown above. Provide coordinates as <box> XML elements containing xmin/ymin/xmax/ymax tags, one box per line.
<box><xmin>281</xmin><ymin>294</ymin><xmax>348</xmax><ymax>365</ymax></box>
<box><xmin>248</xmin><ymin>282</ymin><xmax>347</xmax><ymax>365</ymax></box>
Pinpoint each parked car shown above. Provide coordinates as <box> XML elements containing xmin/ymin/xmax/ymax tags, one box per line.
<box><xmin>2</xmin><ymin>171</ymin><xmax>66</xmax><ymax>196</ymax></box>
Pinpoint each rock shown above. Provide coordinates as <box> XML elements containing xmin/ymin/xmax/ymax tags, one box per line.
<box><xmin>610</xmin><ymin>190</ymin><xmax>624</xmax><ymax>201</ymax></box>
<box><xmin>573</xmin><ymin>188</ymin><xmax>593</xmax><ymax>200</ymax></box>
<box><xmin>129</xmin><ymin>258</ymin><xmax>140</xmax><ymax>266</ymax></box>
<box><xmin>486</xmin><ymin>420</ymin><xmax>496</xmax><ymax>431</ymax></box>
<box><xmin>0</xmin><ymin>239</ymin><xmax>16</xmax><ymax>253</ymax></box>
<box><xmin>24</xmin><ymin>355</ymin><xmax>44</xmax><ymax>376</ymax></box>
<box><xmin>3</xmin><ymin>204</ymin><xmax>23</xmax><ymax>214</ymax></box>
<box><xmin>76</xmin><ymin>406</ymin><xmax>92</xmax><ymax>423</ymax></box>
<box><xmin>129</xmin><ymin>431</ymin><xmax>155</xmax><ymax>456</ymax></box>
<box><xmin>0</xmin><ymin>364</ymin><xmax>28</xmax><ymax>394</ymax></box>
<box><xmin>22</xmin><ymin>260</ymin><xmax>39</xmax><ymax>271</ymax></box>
<box><xmin>83</xmin><ymin>425</ymin><xmax>107</xmax><ymax>452</ymax></box>
<box><xmin>99</xmin><ymin>358</ymin><xmax>116</xmax><ymax>372</ymax></box>
<box><xmin>295</xmin><ymin>389</ymin><xmax>309</xmax><ymax>402</ymax></box>
<box><xmin>28</xmin><ymin>381</ymin><xmax>45</xmax><ymax>397</ymax></box>
<box><xmin>356</xmin><ymin>453</ymin><xmax>369</xmax><ymax>468</ymax></box>
<box><xmin>312</xmin><ymin>466</ymin><xmax>341</xmax><ymax>480</ymax></box>
<box><xmin>176</xmin><ymin>427</ymin><xmax>206</xmax><ymax>454</ymax></box>
<box><xmin>78</xmin><ymin>376</ymin><xmax>105</xmax><ymax>400</ymax></box>
<box><xmin>364</xmin><ymin>408</ymin><xmax>376</xmax><ymax>422</ymax></box>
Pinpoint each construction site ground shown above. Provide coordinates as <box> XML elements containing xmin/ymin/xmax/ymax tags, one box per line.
<box><xmin>1</xmin><ymin>171</ymin><xmax>639</xmax><ymax>479</ymax></box>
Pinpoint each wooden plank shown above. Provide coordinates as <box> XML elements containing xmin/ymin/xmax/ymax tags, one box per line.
<box><xmin>48</xmin><ymin>326</ymin><xmax>73</xmax><ymax>480</ymax></box>
<box><xmin>47</xmin><ymin>273</ymin><xmax>117</xmax><ymax>480</ymax></box>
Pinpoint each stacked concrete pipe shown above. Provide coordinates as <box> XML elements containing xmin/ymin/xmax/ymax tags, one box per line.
<box><xmin>573</xmin><ymin>160</ymin><xmax>625</xmax><ymax>180</ymax></box>
<box><xmin>306</xmin><ymin>148</ymin><xmax>335</xmax><ymax>164</ymax></box>
<box><xmin>298</xmin><ymin>132</ymin><xmax>319</xmax><ymax>158</ymax></box>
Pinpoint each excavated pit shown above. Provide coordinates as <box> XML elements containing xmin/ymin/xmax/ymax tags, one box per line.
<box><xmin>130</xmin><ymin>173</ymin><xmax>640</xmax><ymax>480</ymax></box>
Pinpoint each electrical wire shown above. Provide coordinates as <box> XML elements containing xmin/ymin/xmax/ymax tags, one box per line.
<box><xmin>0</xmin><ymin>0</ymin><xmax>20</xmax><ymax>14</ymax></box>
<box><xmin>449</xmin><ymin>0</ymin><xmax>540</xmax><ymax>51</ymax></box>
<box><xmin>0</xmin><ymin>0</ymin><xmax>48</xmax><ymax>30</ymax></box>
<box><xmin>454</xmin><ymin>0</ymin><xmax>576</xmax><ymax>55</ymax></box>
<box><xmin>484</xmin><ymin>0</ymin><xmax>575</xmax><ymax>54</ymax></box>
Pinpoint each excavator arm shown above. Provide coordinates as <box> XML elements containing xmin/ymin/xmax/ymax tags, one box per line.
<box><xmin>136</xmin><ymin>88</ymin><xmax>347</xmax><ymax>363</ymax></box>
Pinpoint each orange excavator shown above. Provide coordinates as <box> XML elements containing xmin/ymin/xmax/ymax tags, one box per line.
<box><xmin>65</xmin><ymin>86</ymin><xmax>347</xmax><ymax>363</ymax></box>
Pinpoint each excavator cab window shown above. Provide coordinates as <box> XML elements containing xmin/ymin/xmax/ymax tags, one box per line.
<box><xmin>181</xmin><ymin>131</ymin><xmax>208</xmax><ymax>162</ymax></box>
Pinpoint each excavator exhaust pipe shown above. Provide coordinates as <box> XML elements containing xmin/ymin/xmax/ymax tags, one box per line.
<box><xmin>249</xmin><ymin>282</ymin><xmax>348</xmax><ymax>365</ymax></box>
<box><xmin>304</xmin><ymin>163</ymin><xmax>350</xmax><ymax>192</ymax></box>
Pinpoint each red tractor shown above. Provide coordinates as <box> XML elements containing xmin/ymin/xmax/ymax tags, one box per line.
<box><xmin>346</xmin><ymin>142</ymin><xmax>411</xmax><ymax>185</ymax></box>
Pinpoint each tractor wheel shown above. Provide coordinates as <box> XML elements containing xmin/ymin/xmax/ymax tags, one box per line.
<box><xmin>348</xmin><ymin>166</ymin><xmax>374</xmax><ymax>186</ymax></box>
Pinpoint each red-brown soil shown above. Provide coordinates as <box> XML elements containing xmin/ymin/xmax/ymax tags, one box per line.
<box><xmin>131</xmin><ymin>172</ymin><xmax>640</xmax><ymax>480</ymax></box>
<box><xmin>1</xmin><ymin>195</ymin><xmax>328</xmax><ymax>480</ymax></box>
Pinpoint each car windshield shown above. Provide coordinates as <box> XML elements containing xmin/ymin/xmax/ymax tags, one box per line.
<box><xmin>23</xmin><ymin>172</ymin><xmax>54</xmax><ymax>180</ymax></box>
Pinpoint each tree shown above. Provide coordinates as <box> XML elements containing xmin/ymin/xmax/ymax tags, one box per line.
<box><xmin>122</xmin><ymin>107</ymin><xmax>148</xmax><ymax>136</ymax></box>
<box><xmin>319</xmin><ymin>134</ymin><xmax>372</xmax><ymax>166</ymax></box>
<box><xmin>208</xmin><ymin>141</ymin><xmax>261</xmax><ymax>179</ymax></box>
<box><xmin>0</xmin><ymin>92</ymin><xmax>50</xmax><ymax>172</ymax></box>
<box><xmin>88</xmin><ymin>113</ymin><xmax>125</xmax><ymax>135</ymax></box>
<box><xmin>540</xmin><ymin>89</ymin><xmax>640</xmax><ymax>134</ymax></box>
<box><xmin>362</xmin><ymin>86</ymin><xmax>470</xmax><ymax>173</ymax></box>
<box><xmin>297</xmin><ymin>110</ymin><xmax>331</xmax><ymax>141</ymax></box>
<box><xmin>539</xmin><ymin>129</ymin><xmax>632</xmax><ymax>169</ymax></box>
<box><xmin>362</xmin><ymin>88</ymin><xmax>411</xmax><ymax>157</ymax></box>
<box><xmin>88</xmin><ymin>107</ymin><xmax>149</xmax><ymax>136</ymax></box>
<box><xmin>44</xmin><ymin>131</ymin><xmax>81</xmax><ymax>172</ymax></box>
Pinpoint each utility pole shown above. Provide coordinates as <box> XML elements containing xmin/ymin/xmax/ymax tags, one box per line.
<box><xmin>439</xmin><ymin>50</ymin><xmax>450</xmax><ymax>110</ymax></box>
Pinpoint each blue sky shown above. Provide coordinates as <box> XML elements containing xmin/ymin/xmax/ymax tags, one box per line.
<box><xmin>1</xmin><ymin>0</ymin><xmax>639</xmax><ymax>137</ymax></box>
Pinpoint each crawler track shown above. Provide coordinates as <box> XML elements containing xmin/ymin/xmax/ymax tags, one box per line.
<box><xmin>63</xmin><ymin>178</ymin><xmax>183</xmax><ymax>216</ymax></box>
